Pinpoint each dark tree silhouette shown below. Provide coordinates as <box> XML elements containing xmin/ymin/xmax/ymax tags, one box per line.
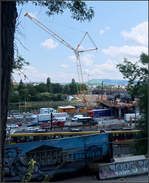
<box><xmin>46</xmin><ymin>77</ymin><xmax>51</xmax><ymax>92</ymax></box>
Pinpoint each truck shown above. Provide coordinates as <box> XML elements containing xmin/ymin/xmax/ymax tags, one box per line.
<box><xmin>31</xmin><ymin>112</ymin><xmax>68</xmax><ymax>123</ymax></box>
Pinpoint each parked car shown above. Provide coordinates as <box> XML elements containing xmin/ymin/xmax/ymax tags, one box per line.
<box><xmin>70</xmin><ymin>128</ymin><xmax>82</xmax><ymax>132</ymax></box>
<box><xmin>52</xmin><ymin>120</ymin><xmax>64</xmax><ymax>127</ymax></box>
<box><xmin>72</xmin><ymin>115</ymin><xmax>83</xmax><ymax>121</ymax></box>
<box><xmin>16</xmin><ymin>123</ymin><xmax>22</xmax><ymax>127</ymax></box>
<box><xmin>40</xmin><ymin>120</ymin><xmax>64</xmax><ymax>128</ymax></box>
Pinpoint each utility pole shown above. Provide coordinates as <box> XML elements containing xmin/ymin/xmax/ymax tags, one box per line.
<box><xmin>24</xmin><ymin>99</ymin><xmax>26</xmax><ymax>113</ymax></box>
<box><xmin>134</xmin><ymin>105</ymin><xmax>137</xmax><ymax>128</ymax></box>
<box><xmin>50</xmin><ymin>113</ymin><xmax>53</xmax><ymax>130</ymax></box>
<box><xmin>101</xmin><ymin>81</ymin><xmax>104</xmax><ymax>100</ymax></box>
<box><xmin>19</xmin><ymin>101</ymin><xmax>20</xmax><ymax>114</ymax></box>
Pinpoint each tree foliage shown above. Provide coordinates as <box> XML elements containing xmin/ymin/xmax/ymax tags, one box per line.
<box><xmin>18</xmin><ymin>0</ymin><xmax>94</xmax><ymax>22</ymax></box>
<box><xmin>46</xmin><ymin>77</ymin><xmax>51</xmax><ymax>92</ymax></box>
<box><xmin>69</xmin><ymin>78</ymin><xmax>78</xmax><ymax>94</ymax></box>
<box><xmin>13</xmin><ymin>56</ymin><xmax>29</xmax><ymax>71</ymax></box>
<box><xmin>117</xmin><ymin>53</ymin><xmax>148</xmax><ymax>154</ymax></box>
<box><xmin>10</xmin><ymin>78</ymin><xmax>87</xmax><ymax>103</ymax></box>
<box><xmin>21</xmin><ymin>159</ymin><xmax>36</xmax><ymax>182</ymax></box>
<box><xmin>117</xmin><ymin>54</ymin><xmax>148</xmax><ymax>98</ymax></box>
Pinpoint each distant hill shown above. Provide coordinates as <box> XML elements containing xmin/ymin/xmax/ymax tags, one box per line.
<box><xmin>88</xmin><ymin>79</ymin><xmax>128</xmax><ymax>86</ymax></box>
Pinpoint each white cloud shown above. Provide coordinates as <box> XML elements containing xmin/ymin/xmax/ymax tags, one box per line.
<box><xmin>99</xmin><ymin>26</ymin><xmax>111</xmax><ymax>35</ymax></box>
<box><xmin>13</xmin><ymin>65</ymin><xmax>78</xmax><ymax>83</ymax></box>
<box><xmin>102</xmin><ymin>21</ymin><xmax>148</xmax><ymax>61</ymax></box>
<box><xmin>13</xmin><ymin>22</ymin><xmax>148</xmax><ymax>83</ymax></box>
<box><xmin>68</xmin><ymin>55</ymin><xmax>76</xmax><ymax>62</ymax></box>
<box><xmin>99</xmin><ymin>22</ymin><xmax>148</xmax><ymax>79</ymax></box>
<box><xmin>81</xmin><ymin>54</ymin><xmax>94</xmax><ymax>66</ymax></box>
<box><xmin>41</xmin><ymin>39</ymin><xmax>58</xmax><ymax>49</ymax></box>
<box><xmin>102</xmin><ymin>45</ymin><xmax>147</xmax><ymax>58</ymax></box>
<box><xmin>68</xmin><ymin>54</ymin><xmax>94</xmax><ymax>67</ymax></box>
<box><xmin>87</xmin><ymin>59</ymin><xmax>123</xmax><ymax>80</ymax></box>
<box><xmin>121</xmin><ymin>21</ymin><xmax>148</xmax><ymax>46</ymax></box>
<box><xmin>12</xmin><ymin>60</ymin><xmax>123</xmax><ymax>83</ymax></box>
<box><xmin>13</xmin><ymin>65</ymin><xmax>50</xmax><ymax>82</ymax></box>
<box><xmin>77</xmin><ymin>45</ymin><xmax>85</xmax><ymax>51</ymax></box>
<box><xmin>99</xmin><ymin>21</ymin><xmax>148</xmax><ymax>79</ymax></box>
<box><xmin>69</xmin><ymin>56</ymin><xmax>124</xmax><ymax>81</ymax></box>
<box><xmin>60</xmin><ymin>64</ymin><xmax>69</xmax><ymax>68</ymax></box>
<box><xmin>99</xmin><ymin>29</ymin><xmax>105</xmax><ymax>35</ymax></box>
<box><xmin>84</xmin><ymin>69</ymin><xmax>89</xmax><ymax>74</ymax></box>
<box><xmin>105</xmin><ymin>26</ymin><xmax>111</xmax><ymax>30</ymax></box>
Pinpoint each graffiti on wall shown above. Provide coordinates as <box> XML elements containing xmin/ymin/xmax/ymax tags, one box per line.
<box><xmin>99</xmin><ymin>158</ymin><xmax>148</xmax><ymax>179</ymax></box>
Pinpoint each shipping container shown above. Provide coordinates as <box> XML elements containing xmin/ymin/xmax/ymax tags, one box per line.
<box><xmin>89</xmin><ymin>109</ymin><xmax>112</xmax><ymax>117</ymax></box>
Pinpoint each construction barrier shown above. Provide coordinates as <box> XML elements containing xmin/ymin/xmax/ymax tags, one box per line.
<box><xmin>98</xmin><ymin>156</ymin><xmax>148</xmax><ymax>180</ymax></box>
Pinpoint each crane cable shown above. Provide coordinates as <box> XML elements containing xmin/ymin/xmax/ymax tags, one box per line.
<box><xmin>86</xmin><ymin>32</ymin><xmax>98</xmax><ymax>50</ymax></box>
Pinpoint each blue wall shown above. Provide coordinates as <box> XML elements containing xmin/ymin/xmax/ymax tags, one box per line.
<box><xmin>5</xmin><ymin>133</ymin><xmax>110</xmax><ymax>159</ymax></box>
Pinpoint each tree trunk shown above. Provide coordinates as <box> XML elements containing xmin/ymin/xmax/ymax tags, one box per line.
<box><xmin>0</xmin><ymin>1</ymin><xmax>17</xmax><ymax>181</ymax></box>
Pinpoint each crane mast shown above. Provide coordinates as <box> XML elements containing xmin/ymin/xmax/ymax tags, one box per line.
<box><xmin>25</xmin><ymin>13</ymin><xmax>98</xmax><ymax>107</ymax></box>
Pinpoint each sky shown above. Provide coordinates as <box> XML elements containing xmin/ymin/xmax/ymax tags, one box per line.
<box><xmin>13</xmin><ymin>1</ymin><xmax>148</xmax><ymax>83</ymax></box>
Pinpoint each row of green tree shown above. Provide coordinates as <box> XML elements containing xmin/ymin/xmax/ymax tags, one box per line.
<box><xmin>10</xmin><ymin>78</ymin><xmax>87</xmax><ymax>103</ymax></box>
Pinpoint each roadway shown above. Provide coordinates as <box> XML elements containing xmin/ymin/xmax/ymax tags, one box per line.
<box><xmin>53</xmin><ymin>174</ymin><xmax>148</xmax><ymax>183</ymax></box>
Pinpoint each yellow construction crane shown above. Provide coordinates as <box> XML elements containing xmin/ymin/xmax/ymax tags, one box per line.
<box><xmin>24</xmin><ymin>13</ymin><xmax>98</xmax><ymax>107</ymax></box>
